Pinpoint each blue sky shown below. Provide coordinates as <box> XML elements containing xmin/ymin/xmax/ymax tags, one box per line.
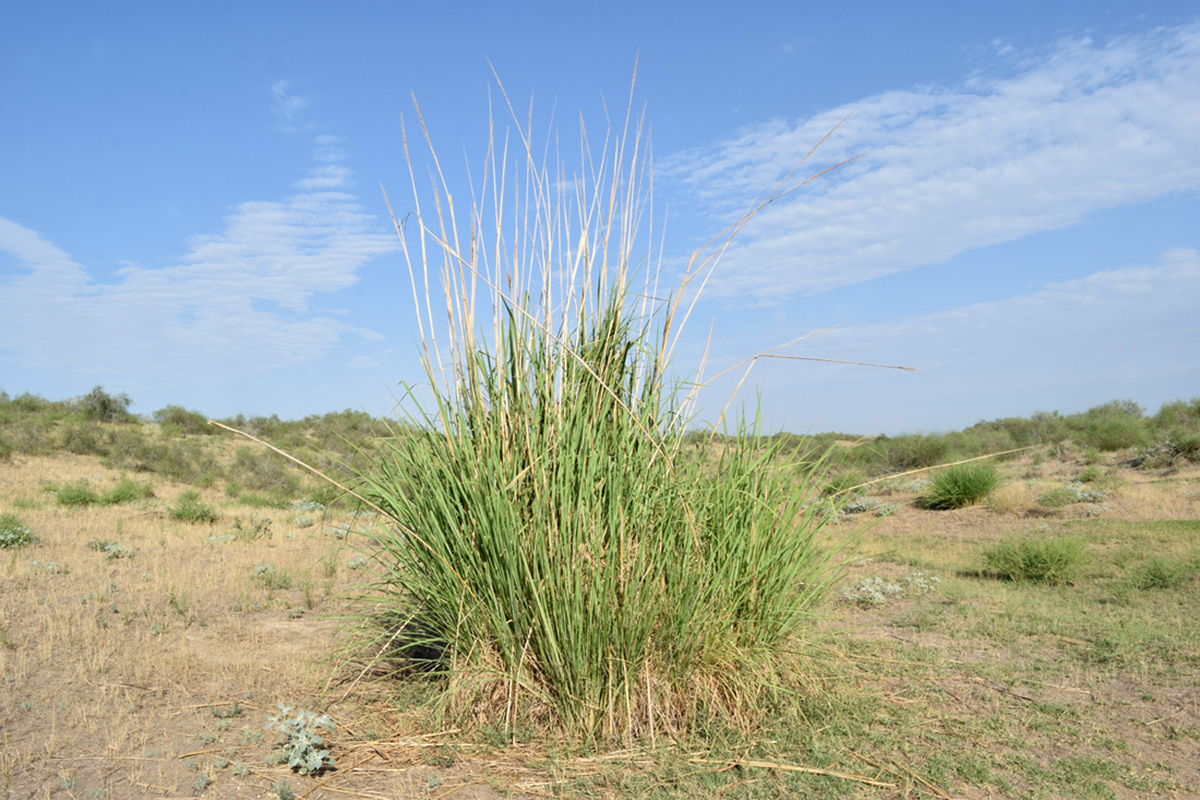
<box><xmin>2</xmin><ymin>2</ymin><xmax>1198</xmax><ymax>434</ymax></box>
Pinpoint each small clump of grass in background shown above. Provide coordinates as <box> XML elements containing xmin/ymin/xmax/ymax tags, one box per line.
<box><xmin>1134</xmin><ymin>556</ymin><xmax>1199</xmax><ymax>590</ymax></box>
<box><xmin>253</xmin><ymin>562</ymin><xmax>292</xmax><ymax>591</ymax></box>
<box><xmin>982</xmin><ymin>536</ymin><xmax>1086</xmax><ymax>585</ymax></box>
<box><xmin>170</xmin><ymin>490</ymin><xmax>218</xmax><ymax>523</ymax></box>
<box><xmin>55</xmin><ymin>482</ymin><xmax>100</xmax><ymax>508</ymax></box>
<box><xmin>100</xmin><ymin>476</ymin><xmax>155</xmax><ymax>505</ymax></box>
<box><xmin>921</xmin><ymin>463</ymin><xmax>1000</xmax><ymax>509</ymax></box>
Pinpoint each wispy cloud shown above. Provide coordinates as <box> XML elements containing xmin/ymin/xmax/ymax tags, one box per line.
<box><xmin>0</xmin><ymin>142</ymin><xmax>398</xmax><ymax>380</ymax></box>
<box><xmin>270</xmin><ymin>79</ymin><xmax>313</xmax><ymax>133</ymax></box>
<box><xmin>664</xmin><ymin>20</ymin><xmax>1200</xmax><ymax>301</ymax></box>
<box><xmin>720</xmin><ymin>248</ymin><xmax>1200</xmax><ymax>432</ymax></box>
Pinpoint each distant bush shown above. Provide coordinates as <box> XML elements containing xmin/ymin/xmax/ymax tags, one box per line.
<box><xmin>101</xmin><ymin>476</ymin><xmax>155</xmax><ymax>505</ymax></box>
<box><xmin>103</xmin><ymin>430</ymin><xmax>222</xmax><ymax>485</ymax></box>
<box><xmin>73</xmin><ymin>386</ymin><xmax>136</xmax><ymax>424</ymax></box>
<box><xmin>873</xmin><ymin>433</ymin><xmax>952</xmax><ymax>472</ymax></box>
<box><xmin>983</xmin><ymin>536</ymin><xmax>1086</xmax><ymax>585</ymax></box>
<box><xmin>922</xmin><ymin>464</ymin><xmax>999</xmax><ymax>510</ymax></box>
<box><xmin>60</xmin><ymin>421</ymin><xmax>108</xmax><ymax>455</ymax></box>
<box><xmin>822</xmin><ymin>470</ymin><xmax>868</xmax><ymax>497</ymax></box>
<box><xmin>253</xmin><ymin>562</ymin><xmax>293</xmax><ymax>591</ymax></box>
<box><xmin>1070</xmin><ymin>400</ymin><xmax>1150</xmax><ymax>451</ymax></box>
<box><xmin>229</xmin><ymin>447</ymin><xmax>300</xmax><ymax>495</ymax></box>
<box><xmin>170</xmin><ymin>490</ymin><xmax>218</xmax><ymax>523</ymax></box>
<box><xmin>154</xmin><ymin>405</ymin><xmax>216</xmax><ymax>436</ymax></box>
<box><xmin>55</xmin><ymin>482</ymin><xmax>100</xmax><ymax>507</ymax></box>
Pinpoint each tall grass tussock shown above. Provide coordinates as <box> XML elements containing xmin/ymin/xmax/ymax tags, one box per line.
<box><xmin>351</xmin><ymin>78</ymin><xmax>847</xmax><ymax>742</ymax></box>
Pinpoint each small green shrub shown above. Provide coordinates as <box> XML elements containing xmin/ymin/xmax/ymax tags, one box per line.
<box><xmin>170</xmin><ymin>490</ymin><xmax>218</xmax><ymax>523</ymax></box>
<box><xmin>230</xmin><ymin>516</ymin><xmax>273</xmax><ymax>543</ymax></box>
<box><xmin>264</xmin><ymin>704</ymin><xmax>335</xmax><ymax>775</ymax></box>
<box><xmin>229</xmin><ymin>447</ymin><xmax>300</xmax><ymax>495</ymax></box>
<box><xmin>983</xmin><ymin>536</ymin><xmax>1086</xmax><ymax>585</ymax></box>
<box><xmin>100</xmin><ymin>477</ymin><xmax>155</xmax><ymax>505</ymax></box>
<box><xmin>922</xmin><ymin>463</ymin><xmax>999</xmax><ymax>509</ymax></box>
<box><xmin>1038</xmin><ymin>486</ymin><xmax>1080</xmax><ymax>508</ymax></box>
<box><xmin>73</xmin><ymin>386</ymin><xmax>135</xmax><ymax>423</ymax></box>
<box><xmin>87</xmin><ymin>540</ymin><xmax>136</xmax><ymax>560</ymax></box>
<box><xmin>236</xmin><ymin>491</ymin><xmax>291</xmax><ymax>509</ymax></box>
<box><xmin>1134</xmin><ymin>557</ymin><xmax>1195</xmax><ymax>590</ymax></box>
<box><xmin>60</xmin><ymin>422</ymin><xmax>107</xmax><ymax>455</ymax></box>
<box><xmin>253</xmin><ymin>563</ymin><xmax>292</xmax><ymax>591</ymax></box>
<box><xmin>874</xmin><ymin>433</ymin><xmax>951</xmax><ymax>472</ymax></box>
<box><xmin>153</xmin><ymin>405</ymin><xmax>216</xmax><ymax>437</ymax></box>
<box><xmin>0</xmin><ymin>514</ymin><xmax>39</xmax><ymax>548</ymax></box>
<box><xmin>55</xmin><ymin>483</ymin><xmax>100</xmax><ymax>507</ymax></box>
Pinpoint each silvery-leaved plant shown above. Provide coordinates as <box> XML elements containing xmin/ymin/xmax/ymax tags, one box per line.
<box><xmin>265</xmin><ymin>703</ymin><xmax>336</xmax><ymax>775</ymax></box>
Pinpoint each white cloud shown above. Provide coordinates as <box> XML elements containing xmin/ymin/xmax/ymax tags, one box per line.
<box><xmin>270</xmin><ymin>80</ymin><xmax>313</xmax><ymax>133</ymax></box>
<box><xmin>0</xmin><ymin>149</ymin><xmax>399</xmax><ymax>380</ymax></box>
<box><xmin>663</xmin><ymin>20</ymin><xmax>1200</xmax><ymax>301</ymax></box>
<box><xmin>715</xmin><ymin>248</ymin><xmax>1200</xmax><ymax>433</ymax></box>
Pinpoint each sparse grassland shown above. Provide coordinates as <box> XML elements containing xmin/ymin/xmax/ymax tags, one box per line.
<box><xmin>1</xmin><ymin>427</ymin><xmax>1197</xmax><ymax>798</ymax></box>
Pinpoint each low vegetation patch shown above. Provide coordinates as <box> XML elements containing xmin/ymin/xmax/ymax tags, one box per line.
<box><xmin>55</xmin><ymin>482</ymin><xmax>101</xmax><ymax>507</ymax></box>
<box><xmin>170</xmin><ymin>490</ymin><xmax>218</xmax><ymax>523</ymax></box>
<box><xmin>982</xmin><ymin>535</ymin><xmax>1086</xmax><ymax>584</ymax></box>
<box><xmin>0</xmin><ymin>513</ymin><xmax>38</xmax><ymax>548</ymax></box>
<box><xmin>922</xmin><ymin>463</ymin><xmax>1000</xmax><ymax>509</ymax></box>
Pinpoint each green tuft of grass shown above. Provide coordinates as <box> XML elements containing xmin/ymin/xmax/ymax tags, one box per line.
<box><xmin>1134</xmin><ymin>556</ymin><xmax>1196</xmax><ymax>590</ymax></box>
<box><xmin>983</xmin><ymin>536</ymin><xmax>1086</xmax><ymax>585</ymax></box>
<box><xmin>55</xmin><ymin>483</ymin><xmax>100</xmax><ymax>507</ymax></box>
<box><xmin>922</xmin><ymin>463</ymin><xmax>999</xmax><ymax>509</ymax></box>
<box><xmin>169</xmin><ymin>490</ymin><xmax>218</xmax><ymax>523</ymax></box>
<box><xmin>100</xmin><ymin>476</ymin><xmax>155</xmax><ymax>505</ymax></box>
<box><xmin>350</xmin><ymin>85</ymin><xmax>848</xmax><ymax>743</ymax></box>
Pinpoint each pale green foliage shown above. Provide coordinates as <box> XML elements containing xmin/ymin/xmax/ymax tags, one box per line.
<box><xmin>265</xmin><ymin>704</ymin><xmax>335</xmax><ymax>776</ymax></box>
<box><xmin>0</xmin><ymin>513</ymin><xmax>38</xmax><ymax>548</ymax></box>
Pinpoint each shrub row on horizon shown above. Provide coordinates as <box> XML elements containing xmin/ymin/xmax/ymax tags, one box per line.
<box><xmin>2</xmin><ymin>387</ymin><xmax>1198</xmax><ymax>481</ymax></box>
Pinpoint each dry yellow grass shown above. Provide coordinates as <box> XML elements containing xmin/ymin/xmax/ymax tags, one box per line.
<box><xmin>2</xmin><ymin>448</ymin><xmax>1199</xmax><ymax>798</ymax></box>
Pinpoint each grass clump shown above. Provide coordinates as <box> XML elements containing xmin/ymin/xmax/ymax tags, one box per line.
<box><xmin>983</xmin><ymin>536</ymin><xmax>1086</xmax><ymax>585</ymax></box>
<box><xmin>55</xmin><ymin>482</ymin><xmax>101</xmax><ymax>507</ymax></box>
<box><xmin>170</xmin><ymin>490</ymin><xmax>218</xmax><ymax>523</ymax></box>
<box><xmin>0</xmin><ymin>513</ymin><xmax>39</xmax><ymax>548</ymax></box>
<box><xmin>351</xmin><ymin>84</ymin><xmax>846</xmax><ymax>743</ymax></box>
<box><xmin>1134</xmin><ymin>556</ymin><xmax>1197</xmax><ymax>590</ymax></box>
<box><xmin>253</xmin><ymin>563</ymin><xmax>292</xmax><ymax>591</ymax></box>
<box><xmin>922</xmin><ymin>463</ymin><xmax>999</xmax><ymax>509</ymax></box>
<box><xmin>100</xmin><ymin>476</ymin><xmax>155</xmax><ymax>505</ymax></box>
